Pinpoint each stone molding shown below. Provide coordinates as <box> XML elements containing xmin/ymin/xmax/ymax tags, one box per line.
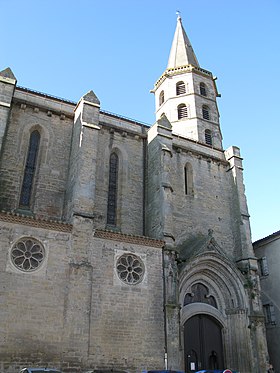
<box><xmin>94</xmin><ymin>229</ymin><xmax>164</xmax><ymax>248</ymax></box>
<box><xmin>0</xmin><ymin>211</ymin><xmax>72</xmax><ymax>232</ymax></box>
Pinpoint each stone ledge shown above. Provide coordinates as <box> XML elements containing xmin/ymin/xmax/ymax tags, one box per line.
<box><xmin>94</xmin><ymin>229</ymin><xmax>164</xmax><ymax>248</ymax></box>
<box><xmin>0</xmin><ymin>211</ymin><xmax>72</xmax><ymax>232</ymax></box>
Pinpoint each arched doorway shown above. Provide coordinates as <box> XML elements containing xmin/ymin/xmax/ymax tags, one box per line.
<box><xmin>184</xmin><ymin>314</ymin><xmax>224</xmax><ymax>373</ymax></box>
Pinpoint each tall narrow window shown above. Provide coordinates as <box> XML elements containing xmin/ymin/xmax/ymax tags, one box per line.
<box><xmin>200</xmin><ymin>82</ymin><xmax>207</xmax><ymax>96</ymax></box>
<box><xmin>205</xmin><ymin>129</ymin><xmax>213</xmax><ymax>145</ymax></box>
<box><xmin>159</xmin><ymin>90</ymin><xmax>165</xmax><ymax>106</ymax></box>
<box><xmin>202</xmin><ymin>105</ymin><xmax>210</xmax><ymax>120</ymax></box>
<box><xmin>107</xmin><ymin>152</ymin><xmax>118</xmax><ymax>226</ymax></box>
<box><xmin>184</xmin><ymin>163</ymin><xmax>194</xmax><ymax>195</ymax></box>
<box><xmin>19</xmin><ymin>130</ymin><xmax>40</xmax><ymax>208</ymax></box>
<box><xmin>176</xmin><ymin>81</ymin><xmax>186</xmax><ymax>95</ymax></box>
<box><xmin>178</xmin><ymin>104</ymin><xmax>188</xmax><ymax>119</ymax></box>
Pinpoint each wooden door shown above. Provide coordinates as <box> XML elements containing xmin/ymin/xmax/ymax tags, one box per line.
<box><xmin>184</xmin><ymin>314</ymin><xmax>224</xmax><ymax>372</ymax></box>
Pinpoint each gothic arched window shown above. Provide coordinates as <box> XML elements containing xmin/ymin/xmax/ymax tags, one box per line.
<box><xmin>159</xmin><ymin>90</ymin><xmax>165</xmax><ymax>106</ymax></box>
<box><xmin>202</xmin><ymin>105</ymin><xmax>210</xmax><ymax>120</ymax></box>
<box><xmin>200</xmin><ymin>82</ymin><xmax>207</xmax><ymax>96</ymax></box>
<box><xmin>107</xmin><ymin>152</ymin><xmax>119</xmax><ymax>226</ymax></box>
<box><xmin>184</xmin><ymin>163</ymin><xmax>194</xmax><ymax>195</ymax></box>
<box><xmin>176</xmin><ymin>81</ymin><xmax>186</xmax><ymax>95</ymax></box>
<box><xmin>19</xmin><ymin>130</ymin><xmax>40</xmax><ymax>208</ymax></box>
<box><xmin>205</xmin><ymin>129</ymin><xmax>213</xmax><ymax>145</ymax></box>
<box><xmin>178</xmin><ymin>104</ymin><xmax>188</xmax><ymax>120</ymax></box>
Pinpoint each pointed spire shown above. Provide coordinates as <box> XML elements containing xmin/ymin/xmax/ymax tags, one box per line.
<box><xmin>167</xmin><ymin>13</ymin><xmax>199</xmax><ymax>69</ymax></box>
<box><xmin>82</xmin><ymin>90</ymin><xmax>100</xmax><ymax>106</ymax></box>
<box><xmin>0</xmin><ymin>67</ymin><xmax>17</xmax><ymax>81</ymax></box>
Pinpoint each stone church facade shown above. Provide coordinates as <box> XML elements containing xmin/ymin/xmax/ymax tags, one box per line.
<box><xmin>0</xmin><ymin>16</ymin><xmax>268</xmax><ymax>373</ymax></box>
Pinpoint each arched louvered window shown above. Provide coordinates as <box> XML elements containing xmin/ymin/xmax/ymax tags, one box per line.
<box><xmin>19</xmin><ymin>130</ymin><xmax>40</xmax><ymax>208</ymax></box>
<box><xmin>200</xmin><ymin>82</ymin><xmax>207</xmax><ymax>96</ymax></box>
<box><xmin>107</xmin><ymin>152</ymin><xmax>119</xmax><ymax>226</ymax></box>
<box><xmin>176</xmin><ymin>81</ymin><xmax>186</xmax><ymax>95</ymax></box>
<box><xmin>202</xmin><ymin>105</ymin><xmax>210</xmax><ymax>120</ymax></box>
<box><xmin>178</xmin><ymin>104</ymin><xmax>188</xmax><ymax>120</ymax></box>
<box><xmin>205</xmin><ymin>129</ymin><xmax>213</xmax><ymax>145</ymax></box>
<box><xmin>159</xmin><ymin>90</ymin><xmax>165</xmax><ymax>106</ymax></box>
<box><xmin>184</xmin><ymin>163</ymin><xmax>194</xmax><ymax>195</ymax></box>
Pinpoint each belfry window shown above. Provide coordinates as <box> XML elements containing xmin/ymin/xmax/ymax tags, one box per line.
<box><xmin>178</xmin><ymin>104</ymin><xmax>188</xmax><ymax>120</ymax></box>
<box><xmin>19</xmin><ymin>130</ymin><xmax>40</xmax><ymax>208</ymax></box>
<box><xmin>176</xmin><ymin>81</ymin><xmax>186</xmax><ymax>95</ymax></box>
<box><xmin>200</xmin><ymin>82</ymin><xmax>207</xmax><ymax>96</ymax></box>
<box><xmin>107</xmin><ymin>152</ymin><xmax>118</xmax><ymax>226</ymax></box>
<box><xmin>184</xmin><ymin>163</ymin><xmax>194</xmax><ymax>195</ymax></box>
<box><xmin>202</xmin><ymin>105</ymin><xmax>210</xmax><ymax>120</ymax></box>
<box><xmin>205</xmin><ymin>129</ymin><xmax>213</xmax><ymax>146</ymax></box>
<box><xmin>159</xmin><ymin>90</ymin><xmax>165</xmax><ymax>106</ymax></box>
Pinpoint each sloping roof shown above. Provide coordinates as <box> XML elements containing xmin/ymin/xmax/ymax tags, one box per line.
<box><xmin>167</xmin><ymin>15</ymin><xmax>200</xmax><ymax>69</ymax></box>
<box><xmin>253</xmin><ymin>230</ymin><xmax>280</xmax><ymax>247</ymax></box>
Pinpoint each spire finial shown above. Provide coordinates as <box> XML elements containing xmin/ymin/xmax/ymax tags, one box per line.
<box><xmin>176</xmin><ymin>10</ymin><xmax>181</xmax><ymax>20</ymax></box>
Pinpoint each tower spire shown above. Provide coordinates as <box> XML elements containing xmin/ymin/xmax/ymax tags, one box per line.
<box><xmin>167</xmin><ymin>13</ymin><xmax>199</xmax><ymax>68</ymax></box>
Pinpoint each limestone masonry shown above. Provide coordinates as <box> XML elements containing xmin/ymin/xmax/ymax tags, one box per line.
<box><xmin>0</xmin><ymin>15</ymin><xmax>268</xmax><ymax>373</ymax></box>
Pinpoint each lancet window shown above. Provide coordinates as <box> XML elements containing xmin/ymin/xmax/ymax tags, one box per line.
<box><xmin>107</xmin><ymin>152</ymin><xmax>119</xmax><ymax>226</ymax></box>
<box><xmin>184</xmin><ymin>163</ymin><xmax>194</xmax><ymax>195</ymax></box>
<box><xmin>19</xmin><ymin>130</ymin><xmax>40</xmax><ymax>208</ymax></box>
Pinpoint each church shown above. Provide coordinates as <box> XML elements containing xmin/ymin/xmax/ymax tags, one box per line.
<box><xmin>0</xmin><ymin>15</ymin><xmax>268</xmax><ymax>373</ymax></box>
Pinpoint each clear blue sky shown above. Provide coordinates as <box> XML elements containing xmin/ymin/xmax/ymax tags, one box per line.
<box><xmin>1</xmin><ymin>0</ymin><xmax>279</xmax><ymax>242</ymax></box>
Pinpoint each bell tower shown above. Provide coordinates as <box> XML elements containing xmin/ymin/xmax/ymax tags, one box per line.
<box><xmin>151</xmin><ymin>14</ymin><xmax>223</xmax><ymax>149</ymax></box>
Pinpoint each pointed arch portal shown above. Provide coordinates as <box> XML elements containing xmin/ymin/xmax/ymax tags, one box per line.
<box><xmin>184</xmin><ymin>314</ymin><xmax>224</xmax><ymax>373</ymax></box>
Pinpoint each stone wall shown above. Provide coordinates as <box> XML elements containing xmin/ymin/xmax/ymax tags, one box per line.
<box><xmin>0</xmin><ymin>214</ymin><xmax>165</xmax><ymax>372</ymax></box>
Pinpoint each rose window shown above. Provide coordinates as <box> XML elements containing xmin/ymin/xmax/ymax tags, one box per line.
<box><xmin>116</xmin><ymin>254</ymin><xmax>145</xmax><ymax>285</ymax></box>
<box><xmin>11</xmin><ymin>237</ymin><xmax>45</xmax><ymax>272</ymax></box>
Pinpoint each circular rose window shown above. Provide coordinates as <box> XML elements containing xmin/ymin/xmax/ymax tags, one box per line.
<box><xmin>116</xmin><ymin>253</ymin><xmax>145</xmax><ymax>285</ymax></box>
<box><xmin>11</xmin><ymin>237</ymin><xmax>45</xmax><ymax>272</ymax></box>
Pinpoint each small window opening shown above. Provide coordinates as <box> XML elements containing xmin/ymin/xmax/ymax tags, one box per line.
<box><xmin>202</xmin><ymin>105</ymin><xmax>210</xmax><ymax>120</ymax></box>
<box><xmin>200</xmin><ymin>82</ymin><xmax>207</xmax><ymax>96</ymax></box>
<box><xmin>184</xmin><ymin>163</ymin><xmax>194</xmax><ymax>195</ymax></box>
<box><xmin>176</xmin><ymin>81</ymin><xmax>186</xmax><ymax>95</ymax></box>
<box><xmin>178</xmin><ymin>104</ymin><xmax>188</xmax><ymax>120</ymax></box>
<box><xmin>159</xmin><ymin>90</ymin><xmax>164</xmax><ymax>106</ymax></box>
<box><xmin>205</xmin><ymin>129</ymin><xmax>213</xmax><ymax>146</ymax></box>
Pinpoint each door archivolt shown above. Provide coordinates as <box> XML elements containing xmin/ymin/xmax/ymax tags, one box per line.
<box><xmin>179</xmin><ymin>253</ymin><xmax>248</xmax><ymax>314</ymax></box>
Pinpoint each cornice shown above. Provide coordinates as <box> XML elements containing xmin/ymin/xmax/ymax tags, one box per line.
<box><xmin>0</xmin><ymin>211</ymin><xmax>72</xmax><ymax>232</ymax></box>
<box><xmin>94</xmin><ymin>229</ymin><xmax>164</xmax><ymax>248</ymax></box>
<box><xmin>152</xmin><ymin>64</ymin><xmax>213</xmax><ymax>91</ymax></box>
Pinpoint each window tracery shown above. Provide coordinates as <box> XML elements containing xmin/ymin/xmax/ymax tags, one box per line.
<box><xmin>184</xmin><ymin>283</ymin><xmax>217</xmax><ymax>308</ymax></box>
<box><xmin>116</xmin><ymin>253</ymin><xmax>145</xmax><ymax>285</ymax></box>
<box><xmin>11</xmin><ymin>237</ymin><xmax>45</xmax><ymax>272</ymax></box>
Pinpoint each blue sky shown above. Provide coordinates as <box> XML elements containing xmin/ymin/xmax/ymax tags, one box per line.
<box><xmin>1</xmin><ymin>0</ymin><xmax>279</xmax><ymax>242</ymax></box>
